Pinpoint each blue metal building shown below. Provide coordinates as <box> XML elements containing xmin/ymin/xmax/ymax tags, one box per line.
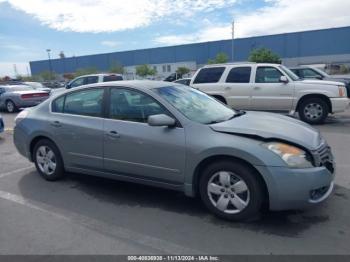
<box><xmin>30</xmin><ymin>26</ymin><xmax>350</xmax><ymax>76</ymax></box>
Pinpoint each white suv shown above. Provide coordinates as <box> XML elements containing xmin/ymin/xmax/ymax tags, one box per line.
<box><xmin>66</xmin><ymin>73</ymin><xmax>124</xmax><ymax>89</ymax></box>
<box><xmin>190</xmin><ymin>63</ymin><xmax>349</xmax><ymax>124</ymax></box>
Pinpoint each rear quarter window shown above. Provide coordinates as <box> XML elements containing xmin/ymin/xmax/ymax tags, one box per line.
<box><xmin>52</xmin><ymin>96</ymin><xmax>65</xmax><ymax>113</ymax></box>
<box><xmin>193</xmin><ymin>67</ymin><xmax>225</xmax><ymax>84</ymax></box>
<box><xmin>103</xmin><ymin>75</ymin><xmax>123</xmax><ymax>82</ymax></box>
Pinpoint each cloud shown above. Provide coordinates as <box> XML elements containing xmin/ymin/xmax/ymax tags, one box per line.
<box><xmin>2</xmin><ymin>0</ymin><xmax>237</xmax><ymax>33</ymax></box>
<box><xmin>235</xmin><ymin>0</ymin><xmax>350</xmax><ymax>37</ymax></box>
<box><xmin>101</xmin><ymin>41</ymin><xmax>120</xmax><ymax>48</ymax></box>
<box><xmin>155</xmin><ymin>0</ymin><xmax>350</xmax><ymax>45</ymax></box>
<box><xmin>154</xmin><ymin>24</ymin><xmax>231</xmax><ymax>45</ymax></box>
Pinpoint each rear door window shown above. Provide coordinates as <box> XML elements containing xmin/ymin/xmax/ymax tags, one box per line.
<box><xmin>193</xmin><ymin>67</ymin><xmax>225</xmax><ymax>84</ymax></box>
<box><xmin>103</xmin><ymin>75</ymin><xmax>123</xmax><ymax>82</ymax></box>
<box><xmin>52</xmin><ymin>96</ymin><xmax>65</xmax><ymax>113</ymax></box>
<box><xmin>226</xmin><ymin>67</ymin><xmax>251</xmax><ymax>83</ymax></box>
<box><xmin>85</xmin><ymin>76</ymin><xmax>99</xmax><ymax>85</ymax></box>
<box><xmin>63</xmin><ymin>88</ymin><xmax>104</xmax><ymax>117</ymax></box>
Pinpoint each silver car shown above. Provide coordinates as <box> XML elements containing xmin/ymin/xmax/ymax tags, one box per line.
<box><xmin>13</xmin><ymin>81</ymin><xmax>335</xmax><ymax>221</ymax></box>
<box><xmin>0</xmin><ymin>85</ymin><xmax>50</xmax><ymax>113</ymax></box>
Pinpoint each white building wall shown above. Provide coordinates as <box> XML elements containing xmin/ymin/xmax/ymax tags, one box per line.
<box><xmin>124</xmin><ymin>61</ymin><xmax>197</xmax><ymax>80</ymax></box>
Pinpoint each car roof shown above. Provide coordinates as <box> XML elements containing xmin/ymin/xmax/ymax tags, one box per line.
<box><xmin>202</xmin><ymin>62</ymin><xmax>284</xmax><ymax>68</ymax></box>
<box><xmin>289</xmin><ymin>65</ymin><xmax>314</xmax><ymax>69</ymax></box>
<box><xmin>76</xmin><ymin>73</ymin><xmax>123</xmax><ymax>77</ymax></box>
<box><xmin>68</xmin><ymin>80</ymin><xmax>174</xmax><ymax>91</ymax></box>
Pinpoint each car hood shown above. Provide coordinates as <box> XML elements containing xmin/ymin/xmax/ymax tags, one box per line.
<box><xmin>299</xmin><ymin>79</ymin><xmax>344</xmax><ymax>86</ymax></box>
<box><xmin>324</xmin><ymin>76</ymin><xmax>350</xmax><ymax>84</ymax></box>
<box><xmin>210</xmin><ymin>111</ymin><xmax>321</xmax><ymax>150</ymax></box>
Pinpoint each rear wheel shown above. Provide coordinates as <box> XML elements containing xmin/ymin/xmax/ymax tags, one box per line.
<box><xmin>33</xmin><ymin>139</ymin><xmax>65</xmax><ymax>181</ymax></box>
<box><xmin>6</xmin><ymin>100</ymin><xmax>17</xmax><ymax>113</ymax></box>
<box><xmin>298</xmin><ymin>98</ymin><xmax>328</xmax><ymax>125</ymax></box>
<box><xmin>199</xmin><ymin>161</ymin><xmax>263</xmax><ymax>221</ymax></box>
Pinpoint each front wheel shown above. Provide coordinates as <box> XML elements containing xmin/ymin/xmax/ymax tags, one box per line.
<box><xmin>33</xmin><ymin>139</ymin><xmax>65</xmax><ymax>181</ymax></box>
<box><xmin>6</xmin><ymin>100</ymin><xmax>18</xmax><ymax>113</ymax></box>
<box><xmin>199</xmin><ymin>161</ymin><xmax>264</xmax><ymax>221</ymax></box>
<box><xmin>298</xmin><ymin>98</ymin><xmax>329</xmax><ymax>125</ymax></box>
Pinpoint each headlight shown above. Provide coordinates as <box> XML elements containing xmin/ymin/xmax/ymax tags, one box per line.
<box><xmin>262</xmin><ymin>142</ymin><xmax>313</xmax><ymax>168</ymax></box>
<box><xmin>338</xmin><ymin>85</ymin><xmax>346</xmax><ymax>97</ymax></box>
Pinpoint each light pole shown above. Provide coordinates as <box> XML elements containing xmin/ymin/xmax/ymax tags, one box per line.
<box><xmin>46</xmin><ymin>49</ymin><xmax>53</xmax><ymax>80</ymax></box>
<box><xmin>231</xmin><ymin>19</ymin><xmax>235</xmax><ymax>62</ymax></box>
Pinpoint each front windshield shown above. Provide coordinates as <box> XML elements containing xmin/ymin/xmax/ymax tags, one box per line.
<box><xmin>279</xmin><ymin>65</ymin><xmax>300</xmax><ymax>81</ymax></box>
<box><xmin>153</xmin><ymin>85</ymin><xmax>236</xmax><ymax>124</ymax></box>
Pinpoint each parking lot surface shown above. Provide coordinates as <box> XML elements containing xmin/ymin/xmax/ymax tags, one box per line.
<box><xmin>1</xmin><ymin>111</ymin><xmax>350</xmax><ymax>254</ymax></box>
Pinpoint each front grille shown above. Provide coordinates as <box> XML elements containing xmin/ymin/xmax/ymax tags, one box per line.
<box><xmin>312</xmin><ymin>142</ymin><xmax>334</xmax><ymax>173</ymax></box>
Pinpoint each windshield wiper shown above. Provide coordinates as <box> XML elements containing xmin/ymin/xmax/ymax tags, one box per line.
<box><xmin>227</xmin><ymin>110</ymin><xmax>246</xmax><ymax>120</ymax></box>
<box><xmin>205</xmin><ymin>111</ymin><xmax>246</xmax><ymax>125</ymax></box>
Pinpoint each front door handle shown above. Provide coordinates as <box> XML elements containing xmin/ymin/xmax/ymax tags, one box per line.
<box><xmin>254</xmin><ymin>86</ymin><xmax>261</xmax><ymax>90</ymax></box>
<box><xmin>50</xmin><ymin>121</ymin><xmax>62</xmax><ymax>127</ymax></box>
<box><xmin>106</xmin><ymin>130</ymin><xmax>120</xmax><ymax>138</ymax></box>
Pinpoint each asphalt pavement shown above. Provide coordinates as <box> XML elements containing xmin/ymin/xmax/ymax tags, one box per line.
<box><xmin>0</xmin><ymin>111</ymin><xmax>350</xmax><ymax>254</ymax></box>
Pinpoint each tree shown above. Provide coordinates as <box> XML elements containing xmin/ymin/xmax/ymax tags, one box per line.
<box><xmin>176</xmin><ymin>66</ymin><xmax>190</xmax><ymax>77</ymax></box>
<box><xmin>136</xmin><ymin>64</ymin><xmax>157</xmax><ymax>78</ymax></box>
<box><xmin>59</xmin><ymin>51</ymin><xmax>65</xmax><ymax>59</ymax></box>
<box><xmin>248</xmin><ymin>48</ymin><xmax>281</xmax><ymax>63</ymax></box>
<box><xmin>74</xmin><ymin>67</ymin><xmax>98</xmax><ymax>78</ymax></box>
<box><xmin>109</xmin><ymin>61</ymin><xmax>124</xmax><ymax>74</ymax></box>
<box><xmin>208</xmin><ymin>52</ymin><xmax>229</xmax><ymax>64</ymax></box>
<box><xmin>38</xmin><ymin>70</ymin><xmax>56</xmax><ymax>81</ymax></box>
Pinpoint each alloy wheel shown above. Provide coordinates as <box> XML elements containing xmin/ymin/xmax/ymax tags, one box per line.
<box><xmin>6</xmin><ymin>101</ymin><xmax>14</xmax><ymax>113</ymax></box>
<box><xmin>36</xmin><ymin>146</ymin><xmax>57</xmax><ymax>176</ymax></box>
<box><xmin>207</xmin><ymin>171</ymin><xmax>250</xmax><ymax>214</ymax></box>
<box><xmin>304</xmin><ymin>103</ymin><xmax>323</xmax><ymax>120</ymax></box>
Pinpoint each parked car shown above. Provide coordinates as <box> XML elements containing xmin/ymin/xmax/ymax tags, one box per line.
<box><xmin>289</xmin><ymin>66</ymin><xmax>350</xmax><ymax>98</ymax></box>
<box><xmin>14</xmin><ymin>81</ymin><xmax>335</xmax><ymax>221</ymax></box>
<box><xmin>174</xmin><ymin>78</ymin><xmax>191</xmax><ymax>86</ymax></box>
<box><xmin>0</xmin><ymin>114</ymin><xmax>4</xmax><ymax>133</ymax></box>
<box><xmin>190</xmin><ymin>63</ymin><xmax>349</xmax><ymax>124</ymax></box>
<box><xmin>66</xmin><ymin>73</ymin><xmax>124</xmax><ymax>89</ymax></box>
<box><xmin>23</xmin><ymin>81</ymin><xmax>52</xmax><ymax>93</ymax></box>
<box><xmin>0</xmin><ymin>85</ymin><xmax>50</xmax><ymax>113</ymax></box>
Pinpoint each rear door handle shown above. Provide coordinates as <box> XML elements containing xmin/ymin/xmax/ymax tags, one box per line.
<box><xmin>224</xmin><ymin>86</ymin><xmax>231</xmax><ymax>91</ymax></box>
<box><xmin>50</xmin><ymin>121</ymin><xmax>62</xmax><ymax>127</ymax></box>
<box><xmin>106</xmin><ymin>130</ymin><xmax>120</xmax><ymax>138</ymax></box>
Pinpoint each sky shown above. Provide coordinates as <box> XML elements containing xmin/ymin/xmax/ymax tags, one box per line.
<box><xmin>0</xmin><ymin>0</ymin><xmax>350</xmax><ymax>77</ymax></box>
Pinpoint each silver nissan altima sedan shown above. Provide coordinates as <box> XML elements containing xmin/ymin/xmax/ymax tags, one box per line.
<box><xmin>13</xmin><ymin>80</ymin><xmax>335</xmax><ymax>221</ymax></box>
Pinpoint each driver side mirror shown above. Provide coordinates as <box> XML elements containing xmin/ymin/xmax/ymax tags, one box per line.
<box><xmin>148</xmin><ymin>114</ymin><xmax>176</xmax><ymax>127</ymax></box>
<box><xmin>66</xmin><ymin>83</ymin><xmax>71</xmax><ymax>89</ymax></box>
<box><xmin>280</xmin><ymin>76</ymin><xmax>289</xmax><ymax>83</ymax></box>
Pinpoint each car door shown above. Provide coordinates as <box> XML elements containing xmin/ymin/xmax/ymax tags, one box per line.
<box><xmin>251</xmin><ymin>66</ymin><xmax>294</xmax><ymax>111</ymax></box>
<box><xmin>50</xmin><ymin>87</ymin><xmax>105</xmax><ymax>170</ymax></box>
<box><xmin>223</xmin><ymin>66</ymin><xmax>253</xmax><ymax>110</ymax></box>
<box><xmin>103</xmin><ymin>87</ymin><xmax>186</xmax><ymax>184</ymax></box>
<box><xmin>191</xmin><ymin>66</ymin><xmax>226</xmax><ymax>96</ymax></box>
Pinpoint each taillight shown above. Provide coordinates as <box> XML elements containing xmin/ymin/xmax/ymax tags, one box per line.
<box><xmin>21</xmin><ymin>93</ymin><xmax>49</xmax><ymax>99</ymax></box>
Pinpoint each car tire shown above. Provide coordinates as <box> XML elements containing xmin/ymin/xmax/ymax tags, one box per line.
<box><xmin>6</xmin><ymin>100</ymin><xmax>18</xmax><ymax>113</ymax></box>
<box><xmin>199</xmin><ymin>161</ymin><xmax>264</xmax><ymax>221</ymax></box>
<box><xmin>33</xmin><ymin>139</ymin><xmax>65</xmax><ymax>181</ymax></box>
<box><xmin>298</xmin><ymin>98</ymin><xmax>329</xmax><ymax>125</ymax></box>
